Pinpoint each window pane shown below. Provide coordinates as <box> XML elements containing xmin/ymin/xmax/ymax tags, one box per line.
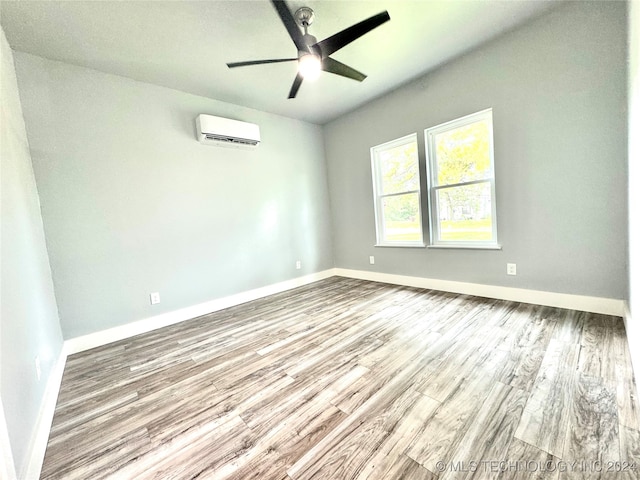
<box><xmin>436</xmin><ymin>182</ymin><xmax>493</xmax><ymax>241</ymax></box>
<box><xmin>379</xmin><ymin>141</ymin><xmax>419</xmax><ymax>195</ymax></box>
<box><xmin>435</xmin><ymin>120</ymin><xmax>491</xmax><ymax>186</ymax></box>
<box><xmin>382</xmin><ymin>192</ymin><xmax>422</xmax><ymax>242</ymax></box>
<box><xmin>371</xmin><ymin>134</ymin><xmax>423</xmax><ymax>246</ymax></box>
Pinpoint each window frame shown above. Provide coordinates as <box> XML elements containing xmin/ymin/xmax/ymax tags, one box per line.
<box><xmin>424</xmin><ymin>109</ymin><xmax>500</xmax><ymax>249</ymax></box>
<box><xmin>370</xmin><ymin>133</ymin><xmax>425</xmax><ymax>248</ymax></box>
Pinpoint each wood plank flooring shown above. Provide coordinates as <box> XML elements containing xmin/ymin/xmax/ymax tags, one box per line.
<box><xmin>41</xmin><ymin>277</ymin><xmax>640</xmax><ymax>479</ymax></box>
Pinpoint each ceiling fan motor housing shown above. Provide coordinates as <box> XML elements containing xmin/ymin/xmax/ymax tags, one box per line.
<box><xmin>300</xmin><ymin>33</ymin><xmax>320</xmax><ymax>57</ymax></box>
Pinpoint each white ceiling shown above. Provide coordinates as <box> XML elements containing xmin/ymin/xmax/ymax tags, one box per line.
<box><xmin>0</xmin><ymin>0</ymin><xmax>562</xmax><ymax>124</ymax></box>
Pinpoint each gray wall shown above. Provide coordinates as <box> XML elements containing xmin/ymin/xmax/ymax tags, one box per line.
<box><xmin>628</xmin><ymin>0</ymin><xmax>640</xmax><ymax>374</ymax></box>
<box><xmin>14</xmin><ymin>53</ymin><xmax>334</xmax><ymax>339</ymax></box>
<box><xmin>1</xmin><ymin>28</ymin><xmax>63</xmax><ymax>477</ymax></box>
<box><xmin>324</xmin><ymin>1</ymin><xmax>627</xmax><ymax>299</ymax></box>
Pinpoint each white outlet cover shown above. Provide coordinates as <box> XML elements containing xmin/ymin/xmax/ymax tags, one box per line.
<box><xmin>369</xmin><ymin>256</ymin><xmax>375</xmax><ymax>265</ymax></box>
<box><xmin>150</xmin><ymin>292</ymin><xmax>161</xmax><ymax>305</ymax></box>
<box><xmin>507</xmin><ymin>263</ymin><xmax>517</xmax><ymax>275</ymax></box>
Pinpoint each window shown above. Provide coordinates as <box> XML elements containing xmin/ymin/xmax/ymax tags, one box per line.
<box><xmin>371</xmin><ymin>134</ymin><xmax>424</xmax><ymax>246</ymax></box>
<box><xmin>425</xmin><ymin>109</ymin><xmax>498</xmax><ymax>248</ymax></box>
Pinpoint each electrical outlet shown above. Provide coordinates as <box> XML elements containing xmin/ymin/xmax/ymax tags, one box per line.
<box><xmin>369</xmin><ymin>256</ymin><xmax>375</xmax><ymax>265</ymax></box>
<box><xmin>507</xmin><ymin>263</ymin><xmax>517</xmax><ymax>276</ymax></box>
<box><xmin>150</xmin><ymin>292</ymin><xmax>161</xmax><ymax>305</ymax></box>
<box><xmin>35</xmin><ymin>356</ymin><xmax>41</xmax><ymax>381</ymax></box>
<box><xmin>296</xmin><ymin>260</ymin><xmax>301</xmax><ymax>270</ymax></box>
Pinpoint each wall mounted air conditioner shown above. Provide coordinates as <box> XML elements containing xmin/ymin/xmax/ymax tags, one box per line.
<box><xmin>196</xmin><ymin>114</ymin><xmax>261</xmax><ymax>149</ymax></box>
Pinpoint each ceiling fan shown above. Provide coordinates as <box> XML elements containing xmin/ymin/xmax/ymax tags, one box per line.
<box><xmin>226</xmin><ymin>0</ymin><xmax>390</xmax><ymax>99</ymax></box>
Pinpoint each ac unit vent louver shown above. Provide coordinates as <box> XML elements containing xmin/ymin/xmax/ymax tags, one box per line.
<box><xmin>203</xmin><ymin>134</ymin><xmax>259</xmax><ymax>147</ymax></box>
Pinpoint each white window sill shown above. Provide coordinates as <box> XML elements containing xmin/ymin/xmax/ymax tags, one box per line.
<box><xmin>427</xmin><ymin>244</ymin><xmax>502</xmax><ymax>250</ymax></box>
<box><xmin>375</xmin><ymin>243</ymin><xmax>426</xmax><ymax>248</ymax></box>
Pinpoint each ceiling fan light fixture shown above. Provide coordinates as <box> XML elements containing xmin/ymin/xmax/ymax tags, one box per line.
<box><xmin>298</xmin><ymin>53</ymin><xmax>322</xmax><ymax>80</ymax></box>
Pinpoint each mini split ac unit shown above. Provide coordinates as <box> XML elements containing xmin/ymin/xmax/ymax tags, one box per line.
<box><xmin>195</xmin><ymin>114</ymin><xmax>261</xmax><ymax>149</ymax></box>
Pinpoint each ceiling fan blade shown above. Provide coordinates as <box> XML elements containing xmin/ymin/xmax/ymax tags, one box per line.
<box><xmin>227</xmin><ymin>58</ymin><xmax>297</xmax><ymax>68</ymax></box>
<box><xmin>271</xmin><ymin>0</ymin><xmax>307</xmax><ymax>52</ymax></box>
<box><xmin>288</xmin><ymin>73</ymin><xmax>304</xmax><ymax>99</ymax></box>
<box><xmin>322</xmin><ymin>57</ymin><xmax>366</xmax><ymax>82</ymax></box>
<box><xmin>314</xmin><ymin>11</ymin><xmax>390</xmax><ymax>58</ymax></box>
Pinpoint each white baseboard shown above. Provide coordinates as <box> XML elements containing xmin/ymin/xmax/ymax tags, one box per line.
<box><xmin>623</xmin><ymin>301</ymin><xmax>639</xmax><ymax>379</ymax></box>
<box><xmin>0</xmin><ymin>398</ymin><xmax>17</xmax><ymax>480</ymax></box>
<box><xmin>623</xmin><ymin>300</ymin><xmax>631</xmax><ymax>333</ymax></box>
<box><xmin>334</xmin><ymin>268</ymin><xmax>625</xmax><ymax>317</ymax></box>
<box><xmin>65</xmin><ymin>269</ymin><xmax>336</xmax><ymax>355</ymax></box>
<box><xmin>23</xmin><ymin>348</ymin><xmax>67</xmax><ymax>480</ymax></box>
<box><xmin>65</xmin><ymin>268</ymin><xmax>625</xmax><ymax>356</ymax></box>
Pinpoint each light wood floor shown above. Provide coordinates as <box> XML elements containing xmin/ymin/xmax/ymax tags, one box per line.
<box><xmin>41</xmin><ymin>277</ymin><xmax>640</xmax><ymax>479</ymax></box>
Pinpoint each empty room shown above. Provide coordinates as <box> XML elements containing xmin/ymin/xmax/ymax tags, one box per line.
<box><xmin>1</xmin><ymin>0</ymin><xmax>639</xmax><ymax>478</ymax></box>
